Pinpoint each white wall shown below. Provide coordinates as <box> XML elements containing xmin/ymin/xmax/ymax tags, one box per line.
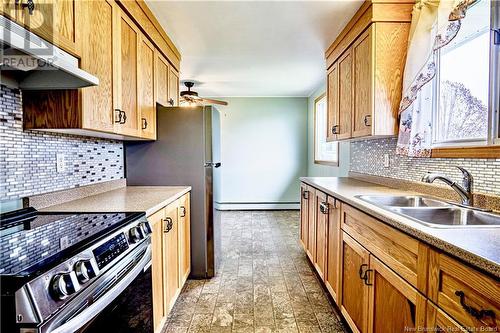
<box><xmin>215</xmin><ymin>97</ymin><xmax>308</xmax><ymax>210</ymax></box>
<box><xmin>307</xmin><ymin>82</ymin><xmax>350</xmax><ymax>177</ymax></box>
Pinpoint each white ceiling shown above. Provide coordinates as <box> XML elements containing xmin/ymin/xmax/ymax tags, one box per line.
<box><xmin>146</xmin><ymin>1</ymin><xmax>363</xmax><ymax>97</ymax></box>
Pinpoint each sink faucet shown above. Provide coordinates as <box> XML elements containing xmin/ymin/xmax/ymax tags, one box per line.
<box><xmin>421</xmin><ymin>166</ymin><xmax>473</xmax><ymax>206</ymax></box>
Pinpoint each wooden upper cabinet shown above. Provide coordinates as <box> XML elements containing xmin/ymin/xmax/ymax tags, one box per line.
<box><xmin>168</xmin><ymin>67</ymin><xmax>180</xmax><ymax>107</ymax></box>
<box><xmin>138</xmin><ymin>34</ymin><xmax>156</xmax><ymax>140</ymax></box>
<box><xmin>177</xmin><ymin>193</ymin><xmax>191</xmax><ymax>286</ymax></box>
<box><xmin>114</xmin><ymin>9</ymin><xmax>140</xmax><ymax>137</ymax></box>
<box><xmin>326</xmin><ymin>63</ymin><xmax>339</xmax><ymax>142</ymax></box>
<box><xmin>340</xmin><ymin>232</ymin><xmax>370</xmax><ymax>333</ymax></box>
<box><xmin>324</xmin><ymin>1</ymin><xmax>412</xmax><ymax>141</ymax></box>
<box><xmin>352</xmin><ymin>27</ymin><xmax>373</xmax><ymax>138</ymax></box>
<box><xmin>79</xmin><ymin>0</ymin><xmax>115</xmax><ymax>133</ymax></box>
<box><xmin>2</xmin><ymin>0</ymin><xmax>79</xmax><ymax>56</ymax></box>
<box><xmin>314</xmin><ymin>190</ymin><xmax>328</xmax><ymax>279</ymax></box>
<box><xmin>367</xmin><ymin>256</ymin><xmax>426</xmax><ymax>333</ymax></box>
<box><xmin>155</xmin><ymin>51</ymin><xmax>170</xmax><ymax>107</ymax></box>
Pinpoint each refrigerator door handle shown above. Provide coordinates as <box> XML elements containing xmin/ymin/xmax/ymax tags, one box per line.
<box><xmin>204</xmin><ymin>162</ymin><xmax>222</xmax><ymax>168</ymax></box>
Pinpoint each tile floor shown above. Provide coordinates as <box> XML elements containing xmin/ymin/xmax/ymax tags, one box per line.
<box><xmin>163</xmin><ymin>210</ymin><xmax>348</xmax><ymax>333</ymax></box>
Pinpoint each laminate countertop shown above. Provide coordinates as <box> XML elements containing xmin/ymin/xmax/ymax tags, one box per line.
<box><xmin>42</xmin><ymin>186</ymin><xmax>191</xmax><ymax>217</ymax></box>
<box><xmin>301</xmin><ymin>177</ymin><xmax>500</xmax><ymax>279</ymax></box>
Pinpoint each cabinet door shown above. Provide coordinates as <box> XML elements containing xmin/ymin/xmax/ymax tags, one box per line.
<box><xmin>338</xmin><ymin>48</ymin><xmax>353</xmax><ymax>140</ymax></box>
<box><xmin>352</xmin><ymin>26</ymin><xmax>373</xmax><ymax>138</ymax></box>
<box><xmin>178</xmin><ymin>193</ymin><xmax>191</xmax><ymax>286</ymax></box>
<box><xmin>17</xmin><ymin>0</ymin><xmax>78</xmax><ymax>56</ymax></box>
<box><xmin>163</xmin><ymin>203</ymin><xmax>179</xmax><ymax>313</ymax></box>
<box><xmin>78</xmin><ymin>0</ymin><xmax>115</xmax><ymax>133</ymax></box>
<box><xmin>168</xmin><ymin>67</ymin><xmax>179</xmax><ymax>106</ymax></box>
<box><xmin>314</xmin><ymin>190</ymin><xmax>328</xmax><ymax>279</ymax></box>
<box><xmin>155</xmin><ymin>51</ymin><xmax>170</xmax><ymax>107</ymax></box>
<box><xmin>367</xmin><ymin>256</ymin><xmax>426</xmax><ymax>333</ymax></box>
<box><xmin>114</xmin><ymin>9</ymin><xmax>140</xmax><ymax>137</ymax></box>
<box><xmin>306</xmin><ymin>187</ymin><xmax>316</xmax><ymax>262</ymax></box>
<box><xmin>326</xmin><ymin>63</ymin><xmax>339</xmax><ymax>142</ymax></box>
<box><xmin>426</xmin><ymin>302</ymin><xmax>468</xmax><ymax>332</ymax></box>
<box><xmin>299</xmin><ymin>183</ymin><xmax>309</xmax><ymax>250</ymax></box>
<box><xmin>325</xmin><ymin>197</ymin><xmax>340</xmax><ymax>302</ymax></box>
<box><xmin>149</xmin><ymin>209</ymin><xmax>165</xmax><ymax>332</ymax></box>
<box><xmin>138</xmin><ymin>34</ymin><xmax>156</xmax><ymax>140</ymax></box>
<box><xmin>340</xmin><ymin>232</ymin><xmax>370</xmax><ymax>333</ymax></box>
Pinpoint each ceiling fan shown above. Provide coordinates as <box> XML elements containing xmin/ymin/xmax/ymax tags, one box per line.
<box><xmin>180</xmin><ymin>81</ymin><xmax>228</xmax><ymax>106</ymax></box>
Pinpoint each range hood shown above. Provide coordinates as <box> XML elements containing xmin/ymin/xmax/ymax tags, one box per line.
<box><xmin>0</xmin><ymin>16</ymin><xmax>99</xmax><ymax>90</ymax></box>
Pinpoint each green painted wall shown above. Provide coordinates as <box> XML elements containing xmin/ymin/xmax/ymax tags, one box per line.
<box><xmin>215</xmin><ymin>97</ymin><xmax>308</xmax><ymax>207</ymax></box>
<box><xmin>307</xmin><ymin>82</ymin><xmax>350</xmax><ymax>177</ymax></box>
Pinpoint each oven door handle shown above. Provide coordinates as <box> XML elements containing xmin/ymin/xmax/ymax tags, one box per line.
<box><xmin>49</xmin><ymin>243</ymin><xmax>151</xmax><ymax>333</ymax></box>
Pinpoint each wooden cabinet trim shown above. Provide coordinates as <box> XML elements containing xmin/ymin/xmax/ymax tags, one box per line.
<box><xmin>325</xmin><ymin>196</ymin><xmax>341</xmax><ymax>302</ymax></box>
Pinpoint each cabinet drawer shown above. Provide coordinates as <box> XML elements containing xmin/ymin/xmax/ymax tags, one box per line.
<box><xmin>428</xmin><ymin>250</ymin><xmax>499</xmax><ymax>330</ymax></box>
<box><xmin>340</xmin><ymin>203</ymin><xmax>429</xmax><ymax>293</ymax></box>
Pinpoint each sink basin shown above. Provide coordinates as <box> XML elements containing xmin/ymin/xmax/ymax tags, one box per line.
<box><xmin>357</xmin><ymin>195</ymin><xmax>451</xmax><ymax>208</ymax></box>
<box><xmin>391</xmin><ymin>207</ymin><xmax>500</xmax><ymax>228</ymax></box>
<box><xmin>356</xmin><ymin>195</ymin><xmax>500</xmax><ymax>228</ymax></box>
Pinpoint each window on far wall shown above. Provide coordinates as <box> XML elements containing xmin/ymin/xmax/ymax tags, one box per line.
<box><xmin>314</xmin><ymin>94</ymin><xmax>338</xmax><ymax>165</ymax></box>
<box><xmin>433</xmin><ymin>0</ymin><xmax>499</xmax><ymax>147</ymax></box>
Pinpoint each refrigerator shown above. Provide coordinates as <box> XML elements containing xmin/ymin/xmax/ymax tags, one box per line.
<box><xmin>125</xmin><ymin>105</ymin><xmax>222</xmax><ymax>278</ymax></box>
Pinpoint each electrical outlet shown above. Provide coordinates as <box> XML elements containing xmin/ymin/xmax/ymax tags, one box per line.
<box><xmin>383</xmin><ymin>154</ymin><xmax>390</xmax><ymax>168</ymax></box>
<box><xmin>56</xmin><ymin>153</ymin><xmax>66</xmax><ymax>173</ymax></box>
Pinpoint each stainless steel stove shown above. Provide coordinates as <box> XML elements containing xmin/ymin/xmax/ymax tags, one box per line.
<box><xmin>0</xmin><ymin>207</ymin><xmax>153</xmax><ymax>333</ymax></box>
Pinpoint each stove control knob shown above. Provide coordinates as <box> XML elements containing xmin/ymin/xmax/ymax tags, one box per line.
<box><xmin>50</xmin><ymin>273</ymin><xmax>77</xmax><ymax>300</ymax></box>
<box><xmin>74</xmin><ymin>259</ymin><xmax>98</xmax><ymax>284</ymax></box>
<box><xmin>139</xmin><ymin>222</ymin><xmax>152</xmax><ymax>235</ymax></box>
<box><xmin>129</xmin><ymin>226</ymin><xmax>144</xmax><ymax>243</ymax></box>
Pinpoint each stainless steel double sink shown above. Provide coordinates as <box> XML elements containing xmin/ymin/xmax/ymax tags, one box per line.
<box><xmin>356</xmin><ymin>195</ymin><xmax>500</xmax><ymax>228</ymax></box>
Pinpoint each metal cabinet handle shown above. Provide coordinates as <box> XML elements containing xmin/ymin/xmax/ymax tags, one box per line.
<box><xmin>180</xmin><ymin>206</ymin><xmax>186</xmax><ymax>218</ymax></box>
<box><xmin>302</xmin><ymin>190</ymin><xmax>309</xmax><ymax>200</ymax></box>
<box><xmin>455</xmin><ymin>291</ymin><xmax>495</xmax><ymax>321</ymax></box>
<box><xmin>168</xmin><ymin>98</ymin><xmax>175</xmax><ymax>106</ymax></box>
<box><xmin>362</xmin><ymin>269</ymin><xmax>373</xmax><ymax>285</ymax></box>
<box><xmin>114</xmin><ymin>109</ymin><xmax>122</xmax><ymax>123</ymax></box>
<box><xmin>364</xmin><ymin>115</ymin><xmax>371</xmax><ymax>127</ymax></box>
<box><xmin>17</xmin><ymin>0</ymin><xmax>35</xmax><ymax>15</ymax></box>
<box><xmin>359</xmin><ymin>264</ymin><xmax>368</xmax><ymax>280</ymax></box>
<box><xmin>141</xmin><ymin>118</ymin><xmax>148</xmax><ymax>129</ymax></box>
<box><xmin>163</xmin><ymin>217</ymin><xmax>173</xmax><ymax>233</ymax></box>
<box><xmin>120</xmin><ymin>111</ymin><xmax>127</xmax><ymax>124</ymax></box>
<box><xmin>331</xmin><ymin>125</ymin><xmax>339</xmax><ymax>135</ymax></box>
<box><xmin>319</xmin><ymin>202</ymin><xmax>329</xmax><ymax>214</ymax></box>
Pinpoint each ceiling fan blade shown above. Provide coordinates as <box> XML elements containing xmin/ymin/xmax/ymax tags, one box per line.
<box><xmin>200</xmin><ymin>98</ymin><xmax>228</xmax><ymax>106</ymax></box>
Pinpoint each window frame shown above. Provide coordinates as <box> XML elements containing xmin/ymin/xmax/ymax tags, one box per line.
<box><xmin>431</xmin><ymin>0</ymin><xmax>500</xmax><ymax>158</ymax></box>
<box><xmin>314</xmin><ymin>93</ymin><xmax>339</xmax><ymax>166</ymax></box>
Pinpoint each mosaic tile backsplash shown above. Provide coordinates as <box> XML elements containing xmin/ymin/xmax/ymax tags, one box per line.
<box><xmin>350</xmin><ymin>137</ymin><xmax>500</xmax><ymax>196</ymax></box>
<box><xmin>0</xmin><ymin>85</ymin><xmax>124</xmax><ymax>200</ymax></box>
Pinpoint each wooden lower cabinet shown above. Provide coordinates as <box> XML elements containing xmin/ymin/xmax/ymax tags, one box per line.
<box><xmin>368</xmin><ymin>256</ymin><xmax>426</xmax><ymax>333</ymax></box>
<box><xmin>314</xmin><ymin>190</ymin><xmax>328</xmax><ymax>279</ymax></box>
<box><xmin>339</xmin><ymin>232</ymin><xmax>370</xmax><ymax>333</ymax></box>
<box><xmin>324</xmin><ymin>196</ymin><xmax>340</xmax><ymax>302</ymax></box>
<box><xmin>149</xmin><ymin>192</ymin><xmax>191</xmax><ymax>333</ymax></box>
<box><xmin>178</xmin><ymin>193</ymin><xmax>191</xmax><ymax>286</ymax></box>
<box><xmin>299</xmin><ymin>182</ymin><xmax>499</xmax><ymax>333</ymax></box>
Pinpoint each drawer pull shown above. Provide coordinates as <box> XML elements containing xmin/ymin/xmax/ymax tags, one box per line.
<box><xmin>319</xmin><ymin>202</ymin><xmax>329</xmax><ymax>214</ymax></box>
<box><xmin>455</xmin><ymin>291</ymin><xmax>495</xmax><ymax>321</ymax></box>
<box><xmin>364</xmin><ymin>115</ymin><xmax>371</xmax><ymax>127</ymax></box>
<box><xmin>359</xmin><ymin>264</ymin><xmax>368</xmax><ymax>280</ymax></box>
<box><xmin>331</xmin><ymin>125</ymin><xmax>339</xmax><ymax>135</ymax></box>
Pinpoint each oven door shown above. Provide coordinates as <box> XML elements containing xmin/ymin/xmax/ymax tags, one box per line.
<box><xmin>45</xmin><ymin>240</ymin><xmax>152</xmax><ymax>333</ymax></box>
